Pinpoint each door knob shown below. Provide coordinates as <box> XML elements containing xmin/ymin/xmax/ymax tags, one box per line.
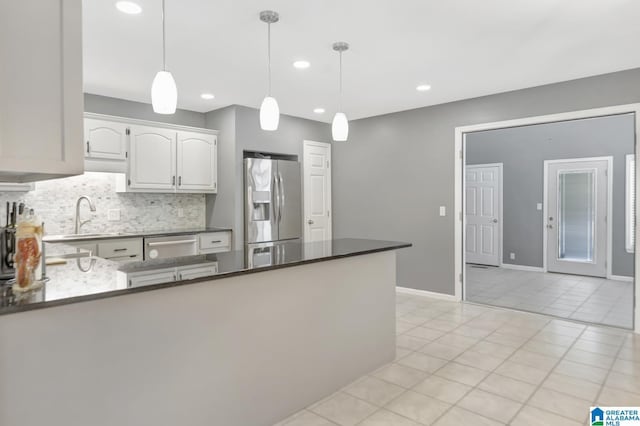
<box><xmin>307</xmin><ymin>219</ymin><xmax>314</xmax><ymax>225</ymax></box>
<box><xmin>492</xmin><ymin>219</ymin><xmax>498</xmax><ymax>223</ymax></box>
<box><xmin>547</xmin><ymin>224</ymin><xmax>553</xmax><ymax>229</ymax></box>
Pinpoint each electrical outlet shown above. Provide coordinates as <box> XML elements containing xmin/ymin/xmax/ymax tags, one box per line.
<box><xmin>177</xmin><ymin>208</ymin><xmax>185</xmax><ymax>218</ymax></box>
<box><xmin>537</xmin><ymin>203</ymin><xmax>543</xmax><ymax>211</ymax></box>
<box><xmin>439</xmin><ymin>206</ymin><xmax>446</xmax><ymax>217</ymax></box>
<box><xmin>107</xmin><ymin>209</ymin><xmax>121</xmax><ymax>221</ymax></box>
<box><xmin>510</xmin><ymin>253</ymin><xmax>515</xmax><ymax>260</ymax></box>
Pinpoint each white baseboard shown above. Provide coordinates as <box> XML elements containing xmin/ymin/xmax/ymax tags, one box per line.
<box><xmin>500</xmin><ymin>263</ymin><xmax>544</xmax><ymax>272</ymax></box>
<box><xmin>609</xmin><ymin>274</ymin><xmax>634</xmax><ymax>282</ymax></box>
<box><xmin>396</xmin><ymin>286</ymin><xmax>460</xmax><ymax>302</ymax></box>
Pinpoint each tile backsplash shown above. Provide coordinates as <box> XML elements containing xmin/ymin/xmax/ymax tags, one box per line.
<box><xmin>0</xmin><ymin>172</ymin><xmax>206</xmax><ymax>235</ymax></box>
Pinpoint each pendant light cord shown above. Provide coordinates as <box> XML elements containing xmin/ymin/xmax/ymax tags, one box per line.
<box><xmin>267</xmin><ymin>22</ymin><xmax>272</xmax><ymax>96</ymax></box>
<box><xmin>339</xmin><ymin>51</ymin><xmax>343</xmax><ymax>110</ymax></box>
<box><xmin>162</xmin><ymin>0</ymin><xmax>167</xmax><ymax>71</ymax></box>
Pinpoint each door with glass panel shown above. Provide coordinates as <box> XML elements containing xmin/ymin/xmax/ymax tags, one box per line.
<box><xmin>546</xmin><ymin>158</ymin><xmax>609</xmax><ymax>277</ymax></box>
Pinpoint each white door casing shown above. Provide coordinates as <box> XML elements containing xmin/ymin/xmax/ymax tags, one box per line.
<box><xmin>177</xmin><ymin>131</ymin><xmax>217</xmax><ymax>192</ymax></box>
<box><xmin>84</xmin><ymin>118</ymin><xmax>128</xmax><ymax>160</ymax></box>
<box><xmin>544</xmin><ymin>157</ymin><xmax>611</xmax><ymax>278</ymax></box>
<box><xmin>465</xmin><ymin>164</ymin><xmax>502</xmax><ymax>266</ymax></box>
<box><xmin>128</xmin><ymin>125</ymin><xmax>176</xmax><ymax>190</ymax></box>
<box><xmin>303</xmin><ymin>141</ymin><xmax>332</xmax><ymax>243</ymax></box>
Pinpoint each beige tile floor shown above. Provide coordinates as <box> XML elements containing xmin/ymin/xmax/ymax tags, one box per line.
<box><xmin>274</xmin><ymin>292</ymin><xmax>640</xmax><ymax>426</ymax></box>
<box><xmin>466</xmin><ymin>265</ymin><xmax>634</xmax><ymax>329</ymax></box>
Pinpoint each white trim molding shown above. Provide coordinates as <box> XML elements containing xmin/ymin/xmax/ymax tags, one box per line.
<box><xmin>454</xmin><ymin>103</ymin><xmax>640</xmax><ymax>334</ymax></box>
<box><xmin>610</xmin><ymin>275</ymin><xmax>634</xmax><ymax>283</ymax></box>
<box><xmin>499</xmin><ymin>263</ymin><xmax>545</xmax><ymax>273</ymax></box>
<box><xmin>396</xmin><ymin>286</ymin><xmax>461</xmax><ymax>302</ymax></box>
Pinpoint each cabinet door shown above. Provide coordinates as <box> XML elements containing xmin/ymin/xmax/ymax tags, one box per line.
<box><xmin>129</xmin><ymin>125</ymin><xmax>176</xmax><ymax>191</ymax></box>
<box><xmin>176</xmin><ymin>132</ymin><xmax>217</xmax><ymax>192</ymax></box>
<box><xmin>128</xmin><ymin>269</ymin><xmax>176</xmax><ymax>288</ymax></box>
<box><xmin>84</xmin><ymin>118</ymin><xmax>127</xmax><ymax>160</ymax></box>
<box><xmin>0</xmin><ymin>0</ymin><xmax>83</xmax><ymax>182</ymax></box>
<box><xmin>177</xmin><ymin>263</ymin><xmax>219</xmax><ymax>280</ymax></box>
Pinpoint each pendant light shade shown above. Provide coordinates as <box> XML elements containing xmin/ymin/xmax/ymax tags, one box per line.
<box><xmin>259</xmin><ymin>10</ymin><xmax>280</xmax><ymax>131</ymax></box>
<box><xmin>260</xmin><ymin>96</ymin><xmax>280</xmax><ymax>131</ymax></box>
<box><xmin>332</xmin><ymin>112</ymin><xmax>349</xmax><ymax>141</ymax></box>
<box><xmin>152</xmin><ymin>71</ymin><xmax>177</xmax><ymax>114</ymax></box>
<box><xmin>332</xmin><ymin>42</ymin><xmax>349</xmax><ymax>142</ymax></box>
<box><xmin>151</xmin><ymin>0</ymin><xmax>177</xmax><ymax>115</ymax></box>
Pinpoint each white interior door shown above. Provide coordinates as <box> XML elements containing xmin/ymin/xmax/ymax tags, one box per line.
<box><xmin>466</xmin><ymin>164</ymin><xmax>501</xmax><ymax>266</ymax></box>
<box><xmin>546</xmin><ymin>158</ymin><xmax>609</xmax><ymax>277</ymax></box>
<box><xmin>303</xmin><ymin>141</ymin><xmax>332</xmax><ymax>243</ymax></box>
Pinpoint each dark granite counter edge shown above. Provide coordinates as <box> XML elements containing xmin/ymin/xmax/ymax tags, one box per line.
<box><xmin>43</xmin><ymin>227</ymin><xmax>233</xmax><ymax>243</ymax></box>
<box><xmin>1</xmin><ymin>242</ymin><xmax>411</xmax><ymax>316</ymax></box>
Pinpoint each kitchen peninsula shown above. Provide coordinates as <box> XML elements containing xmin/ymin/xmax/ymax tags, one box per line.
<box><xmin>0</xmin><ymin>238</ymin><xmax>410</xmax><ymax>426</ymax></box>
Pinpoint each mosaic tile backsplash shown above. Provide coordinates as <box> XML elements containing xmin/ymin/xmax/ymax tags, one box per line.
<box><xmin>0</xmin><ymin>172</ymin><xmax>206</xmax><ymax>235</ymax></box>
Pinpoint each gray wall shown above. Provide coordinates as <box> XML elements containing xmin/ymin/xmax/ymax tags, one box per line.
<box><xmin>205</xmin><ymin>105</ymin><xmax>331</xmax><ymax>249</ymax></box>
<box><xmin>466</xmin><ymin>114</ymin><xmax>634</xmax><ymax>276</ymax></box>
<box><xmin>333</xmin><ymin>68</ymin><xmax>640</xmax><ymax>295</ymax></box>
<box><xmin>84</xmin><ymin>93</ymin><xmax>206</xmax><ymax>128</ymax></box>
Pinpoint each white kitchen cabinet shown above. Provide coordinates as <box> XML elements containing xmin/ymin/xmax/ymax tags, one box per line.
<box><xmin>84</xmin><ymin>118</ymin><xmax>128</xmax><ymax>161</ymax></box>
<box><xmin>127</xmin><ymin>269</ymin><xmax>176</xmax><ymax>288</ymax></box>
<box><xmin>177</xmin><ymin>262</ymin><xmax>219</xmax><ymax>280</ymax></box>
<box><xmin>0</xmin><ymin>183</ymin><xmax>35</xmax><ymax>192</ymax></box>
<box><xmin>198</xmin><ymin>231</ymin><xmax>232</xmax><ymax>254</ymax></box>
<box><xmin>97</xmin><ymin>238</ymin><xmax>143</xmax><ymax>260</ymax></box>
<box><xmin>177</xmin><ymin>132</ymin><xmax>217</xmax><ymax>192</ymax></box>
<box><xmin>0</xmin><ymin>0</ymin><xmax>84</xmax><ymax>182</ymax></box>
<box><xmin>128</xmin><ymin>125</ymin><xmax>177</xmax><ymax>191</ymax></box>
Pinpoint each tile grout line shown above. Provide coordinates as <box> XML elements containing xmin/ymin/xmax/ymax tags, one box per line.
<box><xmin>591</xmin><ymin>329</ymin><xmax>628</xmax><ymax>408</ymax></box>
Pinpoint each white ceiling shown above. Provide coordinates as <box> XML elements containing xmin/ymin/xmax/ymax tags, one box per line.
<box><xmin>83</xmin><ymin>0</ymin><xmax>640</xmax><ymax>123</ymax></box>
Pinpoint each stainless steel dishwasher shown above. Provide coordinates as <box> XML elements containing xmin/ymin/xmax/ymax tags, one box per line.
<box><xmin>144</xmin><ymin>234</ymin><xmax>198</xmax><ymax>260</ymax></box>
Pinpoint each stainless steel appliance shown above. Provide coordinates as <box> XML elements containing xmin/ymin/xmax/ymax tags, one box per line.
<box><xmin>244</xmin><ymin>156</ymin><xmax>302</xmax><ymax>250</ymax></box>
<box><xmin>144</xmin><ymin>234</ymin><xmax>198</xmax><ymax>260</ymax></box>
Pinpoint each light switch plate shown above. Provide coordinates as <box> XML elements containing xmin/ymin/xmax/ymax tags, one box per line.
<box><xmin>108</xmin><ymin>209</ymin><xmax>121</xmax><ymax>221</ymax></box>
<box><xmin>537</xmin><ymin>203</ymin><xmax>543</xmax><ymax>211</ymax></box>
<box><xmin>439</xmin><ymin>206</ymin><xmax>446</xmax><ymax>217</ymax></box>
<box><xmin>510</xmin><ymin>253</ymin><xmax>515</xmax><ymax>260</ymax></box>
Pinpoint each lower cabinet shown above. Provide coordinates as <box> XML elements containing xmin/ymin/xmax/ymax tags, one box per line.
<box><xmin>127</xmin><ymin>269</ymin><xmax>177</xmax><ymax>288</ymax></box>
<box><xmin>125</xmin><ymin>262</ymin><xmax>219</xmax><ymax>288</ymax></box>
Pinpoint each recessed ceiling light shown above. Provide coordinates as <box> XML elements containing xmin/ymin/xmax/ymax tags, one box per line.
<box><xmin>293</xmin><ymin>60</ymin><xmax>311</xmax><ymax>69</ymax></box>
<box><xmin>115</xmin><ymin>1</ymin><xmax>142</xmax><ymax>14</ymax></box>
<box><xmin>200</xmin><ymin>93</ymin><xmax>215</xmax><ymax>100</ymax></box>
<box><xmin>416</xmin><ymin>84</ymin><xmax>431</xmax><ymax>92</ymax></box>
<box><xmin>313</xmin><ymin>108</ymin><xmax>325</xmax><ymax>114</ymax></box>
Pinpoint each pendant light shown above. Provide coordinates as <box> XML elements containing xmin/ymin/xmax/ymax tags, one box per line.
<box><xmin>259</xmin><ymin>10</ymin><xmax>280</xmax><ymax>131</ymax></box>
<box><xmin>332</xmin><ymin>42</ymin><xmax>349</xmax><ymax>141</ymax></box>
<box><xmin>151</xmin><ymin>0</ymin><xmax>177</xmax><ymax>114</ymax></box>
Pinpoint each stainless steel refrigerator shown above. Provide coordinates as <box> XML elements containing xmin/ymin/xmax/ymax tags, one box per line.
<box><xmin>244</xmin><ymin>157</ymin><xmax>302</xmax><ymax>253</ymax></box>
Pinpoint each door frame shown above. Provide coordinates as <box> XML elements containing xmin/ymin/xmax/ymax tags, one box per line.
<box><xmin>454</xmin><ymin>103</ymin><xmax>640</xmax><ymax>333</ymax></box>
<box><xmin>542</xmin><ymin>156</ymin><xmax>613</xmax><ymax>278</ymax></box>
<box><xmin>302</xmin><ymin>140</ymin><xmax>332</xmax><ymax>242</ymax></box>
<box><xmin>464</xmin><ymin>163</ymin><xmax>503</xmax><ymax>270</ymax></box>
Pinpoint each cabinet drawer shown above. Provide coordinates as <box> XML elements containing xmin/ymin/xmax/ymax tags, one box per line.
<box><xmin>199</xmin><ymin>232</ymin><xmax>231</xmax><ymax>253</ymax></box>
<box><xmin>128</xmin><ymin>269</ymin><xmax>176</xmax><ymax>288</ymax></box>
<box><xmin>98</xmin><ymin>238</ymin><xmax>143</xmax><ymax>259</ymax></box>
<box><xmin>177</xmin><ymin>262</ymin><xmax>219</xmax><ymax>281</ymax></box>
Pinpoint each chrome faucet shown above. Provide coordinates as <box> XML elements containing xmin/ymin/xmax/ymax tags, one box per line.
<box><xmin>74</xmin><ymin>195</ymin><xmax>96</xmax><ymax>234</ymax></box>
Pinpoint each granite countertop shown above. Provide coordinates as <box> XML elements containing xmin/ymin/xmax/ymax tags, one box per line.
<box><xmin>0</xmin><ymin>238</ymin><xmax>411</xmax><ymax>315</ymax></box>
<box><xmin>42</xmin><ymin>227</ymin><xmax>233</xmax><ymax>243</ymax></box>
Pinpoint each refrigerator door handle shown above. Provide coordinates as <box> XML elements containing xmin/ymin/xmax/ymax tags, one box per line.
<box><xmin>278</xmin><ymin>172</ymin><xmax>285</xmax><ymax>223</ymax></box>
<box><xmin>273</xmin><ymin>173</ymin><xmax>280</xmax><ymax>224</ymax></box>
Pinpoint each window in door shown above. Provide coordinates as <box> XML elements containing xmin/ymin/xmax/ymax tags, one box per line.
<box><xmin>626</xmin><ymin>154</ymin><xmax>635</xmax><ymax>253</ymax></box>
